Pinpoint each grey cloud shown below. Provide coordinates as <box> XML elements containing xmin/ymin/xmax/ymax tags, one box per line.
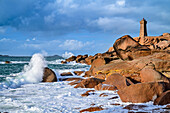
<box><xmin>0</xmin><ymin>0</ymin><xmax>170</xmax><ymax>36</ymax></box>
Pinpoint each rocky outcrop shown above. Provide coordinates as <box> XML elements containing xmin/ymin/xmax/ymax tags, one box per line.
<box><xmin>61</xmin><ymin>51</ymin><xmax>117</xmax><ymax>65</ymax></box>
<box><xmin>42</xmin><ymin>67</ymin><xmax>57</xmax><ymax>82</ymax></box>
<box><xmin>134</xmin><ymin>33</ymin><xmax>170</xmax><ymax>50</ymax></box>
<box><xmin>91</xmin><ymin>52</ymin><xmax>170</xmax><ymax>83</ymax></box>
<box><xmin>60</xmin><ymin>31</ymin><xmax>170</xmax><ymax>107</ymax></box>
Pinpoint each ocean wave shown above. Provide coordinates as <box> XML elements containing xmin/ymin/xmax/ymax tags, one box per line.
<box><xmin>46</xmin><ymin>59</ymin><xmax>64</xmax><ymax>64</ymax></box>
<box><xmin>0</xmin><ymin>53</ymin><xmax>46</xmax><ymax>89</ymax></box>
<box><xmin>0</xmin><ymin>54</ymin><xmax>89</xmax><ymax>90</ymax></box>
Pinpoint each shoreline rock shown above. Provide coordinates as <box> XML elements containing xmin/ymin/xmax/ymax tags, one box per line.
<box><xmin>57</xmin><ymin>30</ymin><xmax>170</xmax><ymax>109</ymax></box>
<box><xmin>42</xmin><ymin>67</ymin><xmax>57</xmax><ymax>82</ymax></box>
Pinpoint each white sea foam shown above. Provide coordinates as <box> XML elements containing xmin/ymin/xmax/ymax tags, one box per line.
<box><xmin>23</xmin><ymin>53</ymin><xmax>47</xmax><ymax>83</ymax></box>
<box><xmin>67</xmin><ymin>61</ymin><xmax>87</xmax><ymax>65</ymax></box>
<box><xmin>0</xmin><ymin>53</ymin><xmax>47</xmax><ymax>89</ymax></box>
<box><xmin>0</xmin><ymin>61</ymin><xmax>29</xmax><ymax>64</ymax></box>
<box><xmin>11</xmin><ymin>61</ymin><xmax>29</xmax><ymax>64</ymax></box>
<box><xmin>0</xmin><ymin>81</ymin><xmax>167</xmax><ymax>113</ymax></box>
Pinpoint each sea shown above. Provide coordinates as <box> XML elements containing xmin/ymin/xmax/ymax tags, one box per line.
<box><xmin>0</xmin><ymin>53</ymin><xmax>168</xmax><ymax>113</ymax></box>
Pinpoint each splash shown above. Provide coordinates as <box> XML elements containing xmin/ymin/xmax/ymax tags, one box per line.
<box><xmin>23</xmin><ymin>53</ymin><xmax>47</xmax><ymax>83</ymax></box>
<box><xmin>0</xmin><ymin>53</ymin><xmax>47</xmax><ymax>89</ymax></box>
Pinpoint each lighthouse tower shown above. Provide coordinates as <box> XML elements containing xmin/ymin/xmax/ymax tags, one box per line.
<box><xmin>139</xmin><ymin>18</ymin><xmax>147</xmax><ymax>45</ymax></box>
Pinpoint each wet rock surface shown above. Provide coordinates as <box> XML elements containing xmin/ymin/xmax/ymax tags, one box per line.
<box><xmin>42</xmin><ymin>67</ymin><xmax>57</xmax><ymax>82</ymax></box>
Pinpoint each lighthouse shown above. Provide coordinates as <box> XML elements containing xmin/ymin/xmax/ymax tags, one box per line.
<box><xmin>139</xmin><ymin>18</ymin><xmax>147</xmax><ymax>45</ymax></box>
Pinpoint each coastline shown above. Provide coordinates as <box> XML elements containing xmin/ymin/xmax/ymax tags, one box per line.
<box><xmin>57</xmin><ymin>31</ymin><xmax>170</xmax><ymax>112</ymax></box>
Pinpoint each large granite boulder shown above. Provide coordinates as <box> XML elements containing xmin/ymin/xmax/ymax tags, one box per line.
<box><xmin>113</xmin><ymin>35</ymin><xmax>150</xmax><ymax>60</ymax></box>
<box><xmin>101</xmin><ymin>73</ymin><xmax>133</xmax><ymax>90</ymax></box>
<box><xmin>118</xmin><ymin>82</ymin><xmax>167</xmax><ymax>103</ymax></box>
<box><xmin>74</xmin><ymin>78</ymin><xmax>104</xmax><ymax>88</ymax></box>
<box><xmin>90</xmin><ymin>57</ymin><xmax>111</xmax><ymax>69</ymax></box>
<box><xmin>42</xmin><ymin>67</ymin><xmax>57</xmax><ymax>82</ymax></box>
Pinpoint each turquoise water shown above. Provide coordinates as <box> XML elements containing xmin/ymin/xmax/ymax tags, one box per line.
<box><xmin>0</xmin><ymin>55</ymin><xmax>89</xmax><ymax>83</ymax></box>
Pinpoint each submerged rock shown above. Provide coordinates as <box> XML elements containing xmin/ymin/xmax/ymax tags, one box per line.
<box><xmin>5</xmin><ymin>61</ymin><xmax>11</xmax><ymax>64</ymax></box>
<box><xmin>60</xmin><ymin>72</ymin><xmax>73</xmax><ymax>76</ymax></box>
<box><xmin>61</xmin><ymin>60</ymin><xmax>67</xmax><ymax>64</ymax></box>
<box><xmin>80</xmin><ymin>106</ymin><xmax>104</xmax><ymax>113</ymax></box>
<box><xmin>68</xmin><ymin>78</ymin><xmax>83</xmax><ymax>86</ymax></box>
<box><xmin>74</xmin><ymin>71</ymin><xmax>84</xmax><ymax>76</ymax></box>
<box><xmin>42</xmin><ymin>67</ymin><xmax>57</xmax><ymax>82</ymax></box>
<box><xmin>81</xmin><ymin>90</ymin><xmax>95</xmax><ymax>97</ymax></box>
<box><xmin>123</xmin><ymin>104</ymin><xmax>147</xmax><ymax>110</ymax></box>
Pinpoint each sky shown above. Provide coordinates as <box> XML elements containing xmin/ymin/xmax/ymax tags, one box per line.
<box><xmin>0</xmin><ymin>0</ymin><xmax>170</xmax><ymax>56</ymax></box>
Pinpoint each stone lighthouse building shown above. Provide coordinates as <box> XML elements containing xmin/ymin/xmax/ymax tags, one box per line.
<box><xmin>133</xmin><ymin>18</ymin><xmax>170</xmax><ymax>48</ymax></box>
<box><xmin>139</xmin><ymin>18</ymin><xmax>147</xmax><ymax>45</ymax></box>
